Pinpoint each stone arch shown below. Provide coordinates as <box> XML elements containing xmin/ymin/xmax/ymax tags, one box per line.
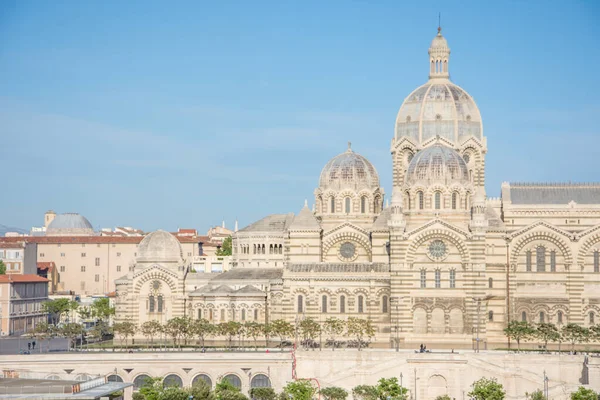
<box><xmin>133</xmin><ymin>269</ymin><xmax>178</xmax><ymax>293</ymax></box>
<box><xmin>133</xmin><ymin>374</ymin><xmax>152</xmax><ymax>391</ymax></box>
<box><xmin>431</xmin><ymin>308</ymin><xmax>445</xmax><ymax>334</ymax></box>
<box><xmin>427</xmin><ymin>375</ymin><xmax>448</xmax><ymax>398</ymax></box>
<box><xmin>413</xmin><ymin>307</ymin><xmax>427</xmax><ymax>334</ymax></box>
<box><xmin>192</xmin><ymin>374</ymin><xmax>213</xmax><ymax>388</ymax></box>
<box><xmin>511</xmin><ymin>227</ymin><xmax>573</xmax><ymax>266</ymax></box>
<box><xmin>222</xmin><ymin>373</ymin><xmax>242</xmax><ymax>389</ymax></box>
<box><xmin>322</xmin><ymin>232</ymin><xmax>372</xmax><ymax>258</ymax></box>
<box><xmin>406</xmin><ymin>229</ymin><xmax>470</xmax><ymax>265</ymax></box>
<box><xmin>577</xmin><ymin>227</ymin><xmax>600</xmax><ymax>266</ymax></box>
<box><xmin>250</xmin><ymin>373</ymin><xmax>271</xmax><ymax>388</ymax></box>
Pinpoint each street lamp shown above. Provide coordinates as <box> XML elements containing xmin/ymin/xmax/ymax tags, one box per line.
<box><xmin>471</xmin><ymin>295</ymin><xmax>494</xmax><ymax>353</ymax></box>
<box><xmin>543</xmin><ymin>370</ymin><xmax>549</xmax><ymax>399</ymax></box>
<box><xmin>400</xmin><ymin>372</ymin><xmax>403</xmax><ymax>388</ymax></box>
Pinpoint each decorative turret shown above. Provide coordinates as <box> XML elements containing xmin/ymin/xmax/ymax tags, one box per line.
<box><xmin>429</xmin><ymin>26</ymin><xmax>450</xmax><ymax>80</ymax></box>
<box><xmin>469</xmin><ymin>187</ymin><xmax>488</xmax><ymax>234</ymax></box>
<box><xmin>388</xmin><ymin>188</ymin><xmax>406</xmax><ymax>230</ymax></box>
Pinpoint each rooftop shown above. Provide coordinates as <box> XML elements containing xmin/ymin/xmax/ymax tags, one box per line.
<box><xmin>0</xmin><ymin>275</ymin><xmax>48</xmax><ymax>283</ymax></box>
<box><xmin>508</xmin><ymin>182</ymin><xmax>600</xmax><ymax>205</ymax></box>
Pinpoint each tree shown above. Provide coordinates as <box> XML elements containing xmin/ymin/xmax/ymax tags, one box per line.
<box><xmin>590</xmin><ymin>324</ymin><xmax>600</xmax><ymax>342</ymax></box>
<box><xmin>215</xmin><ymin>378</ymin><xmax>247</xmax><ymax>400</ymax></box>
<box><xmin>90</xmin><ymin>297</ymin><xmax>116</xmax><ymax>322</ymax></box>
<box><xmin>87</xmin><ymin>321</ymin><xmax>112</xmax><ymax>342</ymax></box>
<box><xmin>468</xmin><ymin>377</ymin><xmax>505</xmax><ymax>400</ymax></box>
<box><xmin>189</xmin><ymin>379</ymin><xmax>216</xmax><ymax>400</ymax></box>
<box><xmin>193</xmin><ymin>318</ymin><xmax>215</xmax><ymax>348</ymax></box>
<box><xmin>298</xmin><ymin>318</ymin><xmax>321</xmax><ymax>349</ymax></box>
<box><xmin>250</xmin><ymin>388</ymin><xmax>277</xmax><ymax>400</ymax></box>
<box><xmin>164</xmin><ymin>317</ymin><xmax>190</xmax><ymax>349</ymax></box>
<box><xmin>570</xmin><ymin>386</ymin><xmax>599</xmax><ymax>400</ymax></box>
<box><xmin>323</xmin><ymin>317</ymin><xmax>345</xmax><ymax>351</ymax></box>
<box><xmin>42</xmin><ymin>298</ymin><xmax>79</xmax><ymax>326</ymax></box>
<box><xmin>352</xmin><ymin>385</ymin><xmax>378</xmax><ymax>400</ymax></box>
<box><xmin>283</xmin><ymin>380</ymin><xmax>317</xmax><ymax>400</ymax></box>
<box><xmin>140</xmin><ymin>320</ymin><xmax>163</xmax><ymax>347</ymax></box>
<box><xmin>113</xmin><ymin>321</ymin><xmax>136</xmax><ymax>349</ymax></box>
<box><xmin>0</xmin><ymin>260</ymin><xmax>6</xmax><ymax>274</ymax></box>
<box><xmin>435</xmin><ymin>396</ymin><xmax>452</xmax><ymax>400</ymax></box>
<box><xmin>218</xmin><ymin>321</ymin><xmax>243</xmax><ymax>349</ymax></box>
<box><xmin>60</xmin><ymin>323</ymin><xmax>85</xmax><ymax>350</ymax></box>
<box><xmin>561</xmin><ymin>323</ymin><xmax>590</xmax><ymax>352</ymax></box>
<box><xmin>503</xmin><ymin>321</ymin><xmax>535</xmax><ymax>351</ymax></box>
<box><xmin>534</xmin><ymin>323</ymin><xmax>561</xmax><ymax>350</ymax></box>
<box><xmin>216</xmin><ymin>236</ymin><xmax>232</xmax><ymax>256</ymax></box>
<box><xmin>525</xmin><ymin>390</ymin><xmax>545</xmax><ymax>400</ymax></box>
<box><xmin>244</xmin><ymin>321</ymin><xmax>264</xmax><ymax>350</ymax></box>
<box><xmin>268</xmin><ymin>319</ymin><xmax>294</xmax><ymax>348</ymax></box>
<box><xmin>320</xmin><ymin>387</ymin><xmax>348</xmax><ymax>400</ymax></box>
<box><xmin>32</xmin><ymin>322</ymin><xmax>55</xmax><ymax>339</ymax></box>
<box><xmin>375</xmin><ymin>377</ymin><xmax>408</xmax><ymax>400</ymax></box>
<box><xmin>346</xmin><ymin>318</ymin><xmax>375</xmax><ymax>351</ymax></box>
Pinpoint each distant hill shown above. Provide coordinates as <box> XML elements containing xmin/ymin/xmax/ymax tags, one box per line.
<box><xmin>0</xmin><ymin>224</ymin><xmax>28</xmax><ymax>237</ymax></box>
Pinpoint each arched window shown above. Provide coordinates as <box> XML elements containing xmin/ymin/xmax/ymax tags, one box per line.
<box><xmin>262</xmin><ymin>244</ymin><xmax>265</xmax><ymax>254</ymax></box>
<box><xmin>434</xmin><ymin>269</ymin><xmax>441</xmax><ymax>288</ymax></box>
<box><xmin>550</xmin><ymin>250</ymin><xmax>556</xmax><ymax>272</ymax></box>
<box><xmin>157</xmin><ymin>295</ymin><xmax>163</xmax><ymax>313</ymax></box>
<box><xmin>253</xmin><ymin>244</ymin><xmax>256</xmax><ymax>254</ymax></box>
<box><xmin>521</xmin><ymin>311</ymin><xmax>527</xmax><ymax>322</ymax></box>
<box><xmin>322</xmin><ymin>295</ymin><xmax>328</xmax><ymax>313</ymax></box>
<box><xmin>488</xmin><ymin>311</ymin><xmax>494</xmax><ymax>322</ymax></box>
<box><xmin>466</xmin><ymin>194</ymin><xmax>471</xmax><ymax>210</ymax></box>
<box><xmin>279</xmin><ymin>244</ymin><xmax>283</xmax><ymax>254</ymax></box>
<box><xmin>197</xmin><ymin>309</ymin><xmax>202</xmax><ymax>319</ymax></box>
<box><xmin>590</xmin><ymin>312</ymin><xmax>595</xmax><ymax>325</ymax></box>
<box><xmin>594</xmin><ymin>250</ymin><xmax>599</xmax><ymax>273</ymax></box>
<box><xmin>374</xmin><ymin>196</ymin><xmax>381</xmax><ymax>213</ymax></box>
<box><xmin>418</xmin><ymin>191</ymin><xmax>424</xmax><ymax>210</ymax></box>
<box><xmin>108</xmin><ymin>374</ymin><xmax>124</xmax><ymax>383</ymax></box>
<box><xmin>382</xmin><ymin>296</ymin><xmax>388</xmax><ymax>313</ymax></box>
<box><xmin>340</xmin><ymin>295</ymin><xmax>346</xmax><ymax>313</ymax></box>
<box><xmin>361</xmin><ymin>197</ymin><xmax>366</xmax><ymax>213</ymax></box>
<box><xmin>420</xmin><ymin>270</ymin><xmax>426</xmax><ymax>288</ymax></box>
<box><xmin>526</xmin><ymin>250</ymin><xmax>532</xmax><ymax>272</ymax></box>
<box><xmin>149</xmin><ymin>295</ymin><xmax>155</xmax><ymax>312</ymax></box>
<box><xmin>345</xmin><ymin>197</ymin><xmax>351</xmax><ymax>213</ymax></box>
<box><xmin>434</xmin><ymin>192</ymin><xmax>441</xmax><ymax>210</ymax></box>
<box><xmin>539</xmin><ymin>311</ymin><xmax>545</xmax><ymax>323</ymax></box>
<box><xmin>449</xmin><ymin>270</ymin><xmax>456</xmax><ymax>288</ymax></box>
<box><xmin>163</xmin><ymin>374</ymin><xmax>183</xmax><ymax>388</ymax></box>
<box><xmin>536</xmin><ymin>246</ymin><xmax>546</xmax><ymax>272</ymax></box>
<box><xmin>241</xmin><ymin>309</ymin><xmax>246</xmax><ymax>321</ymax></box>
<box><xmin>220</xmin><ymin>309</ymin><xmax>225</xmax><ymax>321</ymax></box>
<box><xmin>192</xmin><ymin>374</ymin><xmax>212</xmax><ymax>388</ymax></box>
<box><xmin>358</xmin><ymin>295</ymin><xmax>364</xmax><ymax>313</ymax></box>
<box><xmin>223</xmin><ymin>374</ymin><xmax>242</xmax><ymax>389</ymax></box>
<box><xmin>488</xmin><ymin>278</ymin><xmax>493</xmax><ymax>288</ymax></box>
<box><xmin>134</xmin><ymin>374</ymin><xmax>152</xmax><ymax>391</ymax></box>
<box><xmin>251</xmin><ymin>374</ymin><xmax>271</xmax><ymax>388</ymax></box>
<box><xmin>269</xmin><ymin>244</ymin><xmax>273</xmax><ymax>254</ymax></box>
<box><xmin>297</xmin><ymin>295</ymin><xmax>303</xmax><ymax>313</ymax></box>
<box><xmin>406</xmin><ymin>192</ymin><xmax>411</xmax><ymax>210</ymax></box>
<box><xmin>557</xmin><ymin>311</ymin><xmax>563</xmax><ymax>324</ymax></box>
<box><xmin>452</xmin><ymin>192</ymin><xmax>457</xmax><ymax>210</ymax></box>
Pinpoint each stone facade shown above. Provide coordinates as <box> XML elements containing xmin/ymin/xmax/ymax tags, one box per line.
<box><xmin>114</xmin><ymin>29</ymin><xmax>600</xmax><ymax>349</ymax></box>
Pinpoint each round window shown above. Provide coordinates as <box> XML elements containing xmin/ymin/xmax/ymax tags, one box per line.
<box><xmin>340</xmin><ymin>242</ymin><xmax>356</xmax><ymax>259</ymax></box>
<box><xmin>429</xmin><ymin>240</ymin><xmax>447</xmax><ymax>259</ymax></box>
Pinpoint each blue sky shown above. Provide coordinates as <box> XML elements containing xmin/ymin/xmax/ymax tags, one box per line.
<box><xmin>1</xmin><ymin>1</ymin><xmax>598</xmax><ymax>233</ymax></box>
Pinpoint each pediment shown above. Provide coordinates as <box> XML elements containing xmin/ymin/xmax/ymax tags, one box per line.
<box><xmin>133</xmin><ymin>263</ymin><xmax>180</xmax><ymax>280</ymax></box>
<box><xmin>391</xmin><ymin>136</ymin><xmax>418</xmax><ymax>152</ymax></box>
<box><xmin>323</xmin><ymin>221</ymin><xmax>370</xmax><ymax>239</ymax></box>
<box><xmin>405</xmin><ymin>218</ymin><xmax>471</xmax><ymax>240</ymax></box>
<box><xmin>508</xmin><ymin>220</ymin><xmax>574</xmax><ymax>241</ymax></box>
<box><xmin>458</xmin><ymin>136</ymin><xmax>485</xmax><ymax>151</ymax></box>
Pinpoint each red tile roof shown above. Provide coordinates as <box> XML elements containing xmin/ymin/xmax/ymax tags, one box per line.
<box><xmin>0</xmin><ymin>242</ymin><xmax>25</xmax><ymax>249</ymax></box>
<box><xmin>177</xmin><ymin>228</ymin><xmax>197</xmax><ymax>234</ymax></box>
<box><xmin>0</xmin><ymin>274</ymin><xmax>49</xmax><ymax>283</ymax></box>
<box><xmin>0</xmin><ymin>235</ymin><xmax>201</xmax><ymax>244</ymax></box>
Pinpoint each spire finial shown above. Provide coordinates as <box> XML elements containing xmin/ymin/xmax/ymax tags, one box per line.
<box><xmin>347</xmin><ymin>141</ymin><xmax>352</xmax><ymax>151</ymax></box>
<box><xmin>438</xmin><ymin>12</ymin><xmax>441</xmax><ymax>34</ymax></box>
<box><xmin>304</xmin><ymin>199</ymin><xmax>308</xmax><ymax>208</ymax></box>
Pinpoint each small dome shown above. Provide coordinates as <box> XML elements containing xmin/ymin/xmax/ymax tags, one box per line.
<box><xmin>395</xmin><ymin>81</ymin><xmax>482</xmax><ymax>145</ymax></box>
<box><xmin>319</xmin><ymin>144</ymin><xmax>380</xmax><ymax>191</ymax></box>
<box><xmin>46</xmin><ymin>213</ymin><xmax>94</xmax><ymax>236</ymax></box>
<box><xmin>430</xmin><ymin>31</ymin><xmax>449</xmax><ymax>49</ymax></box>
<box><xmin>405</xmin><ymin>144</ymin><xmax>469</xmax><ymax>186</ymax></box>
<box><xmin>137</xmin><ymin>230</ymin><xmax>183</xmax><ymax>264</ymax></box>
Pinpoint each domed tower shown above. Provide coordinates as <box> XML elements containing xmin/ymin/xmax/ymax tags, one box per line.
<box><xmin>391</xmin><ymin>28</ymin><xmax>486</xmax><ymax>200</ymax></box>
<box><xmin>314</xmin><ymin>143</ymin><xmax>384</xmax><ymax>229</ymax></box>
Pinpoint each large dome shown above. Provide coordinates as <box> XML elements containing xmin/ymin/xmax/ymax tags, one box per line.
<box><xmin>395</xmin><ymin>81</ymin><xmax>482</xmax><ymax>145</ymax></box>
<box><xmin>137</xmin><ymin>230</ymin><xmax>183</xmax><ymax>264</ymax></box>
<box><xmin>319</xmin><ymin>144</ymin><xmax>379</xmax><ymax>191</ymax></box>
<box><xmin>46</xmin><ymin>213</ymin><xmax>94</xmax><ymax>236</ymax></box>
<box><xmin>405</xmin><ymin>144</ymin><xmax>469</xmax><ymax>186</ymax></box>
<box><xmin>394</xmin><ymin>29</ymin><xmax>483</xmax><ymax>146</ymax></box>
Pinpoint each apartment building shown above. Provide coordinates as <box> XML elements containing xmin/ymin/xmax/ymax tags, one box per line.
<box><xmin>0</xmin><ymin>274</ymin><xmax>49</xmax><ymax>336</ymax></box>
<box><xmin>0</xmin><ymin>242</ymin><xmax>37</xmax><ymax>275</ymax></box>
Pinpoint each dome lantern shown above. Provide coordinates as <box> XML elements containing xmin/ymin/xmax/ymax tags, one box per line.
<box><xmin>429</xmin><ymin>27</ymin><xmax>450</xmax><ymax>80</ymax></box>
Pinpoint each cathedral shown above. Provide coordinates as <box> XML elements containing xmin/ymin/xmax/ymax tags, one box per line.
<box><xmin>115</xmin><ymin>29</ymin><xmax>600</xmax><ymax>348</ymax></box>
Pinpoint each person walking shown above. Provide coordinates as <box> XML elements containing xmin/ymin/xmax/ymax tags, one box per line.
<box><xmin>32</xmin><ymin>341</ymin><xmax>36</xmax><ymax>350</ymax></box>
<box><xmin>27</xmin><ymin>342</ymin><xmax>31</xmax><ymax>351</ymax></box>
